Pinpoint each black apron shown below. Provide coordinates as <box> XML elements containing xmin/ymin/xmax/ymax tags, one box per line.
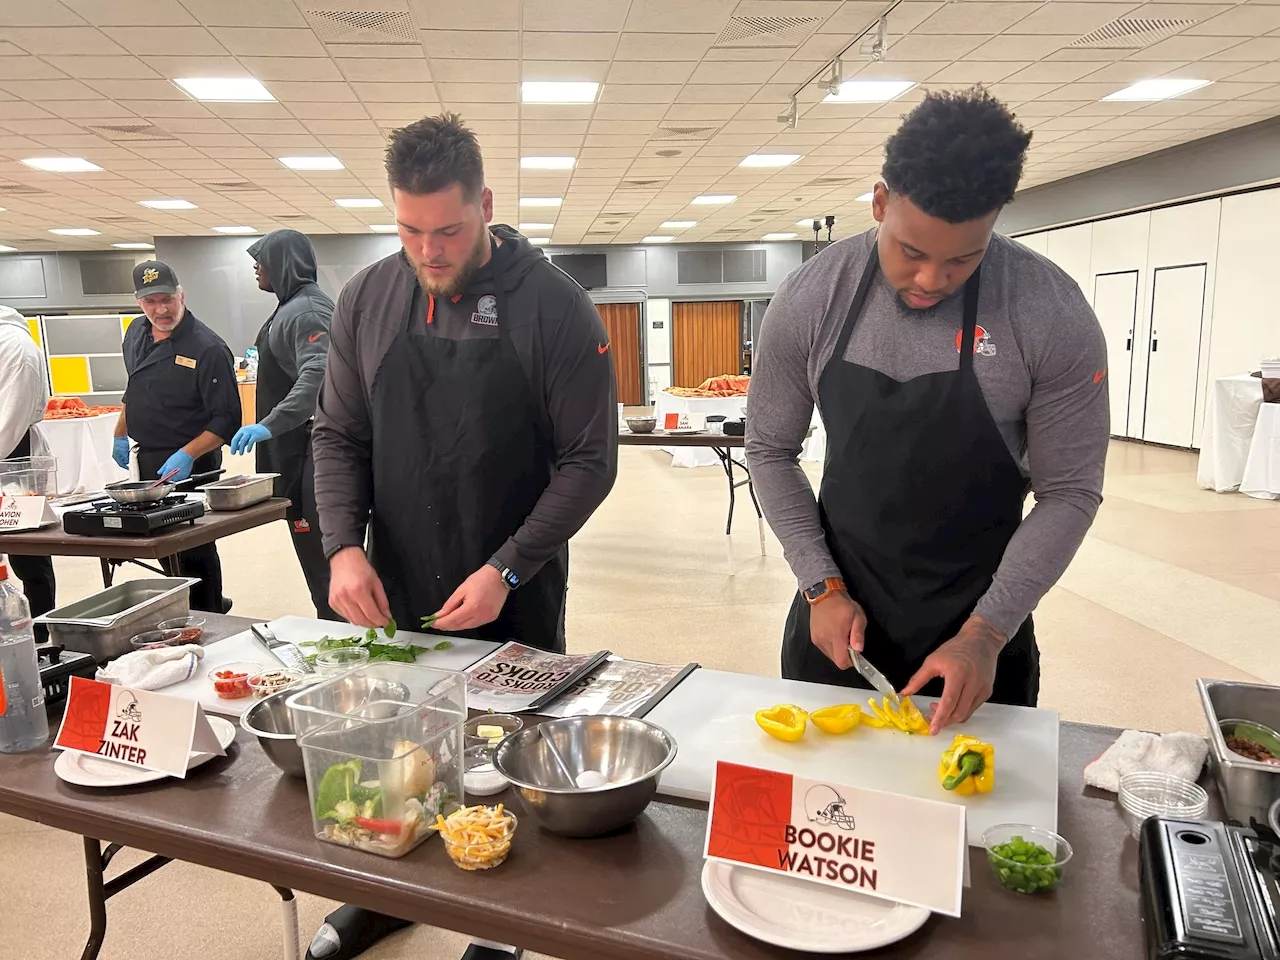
<box><xmin>365</xmin><ymin>248</ymin><xmax>568</xmax><ymax>652</ymax></box>
<box><xmin>781</xmin><ymin>246</ymin><xmax>1040</xmax><ymax>707</ymax></box>
<box><xmin>253</xmin><ymin>317</ymin><xmax>311</xmax><ymax>516</ymax></box>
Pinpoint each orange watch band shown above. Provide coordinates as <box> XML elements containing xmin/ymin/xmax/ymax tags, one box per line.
<box><xmin>806</xmin><ymin>577</ymin><xmax>847</xmax><ymax>605</ymax></box>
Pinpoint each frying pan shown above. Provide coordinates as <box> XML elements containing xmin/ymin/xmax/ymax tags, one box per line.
<box><xmin>103</xmin><ymin>469</ymin><xmax>225</xmax><ymax>504</ymax></box>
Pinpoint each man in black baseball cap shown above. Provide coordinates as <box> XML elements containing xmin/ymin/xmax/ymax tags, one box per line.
<box><xmin>111</xmin><ymin>259</ymin><xmax>240</xmax><ymax>611</ymax></box>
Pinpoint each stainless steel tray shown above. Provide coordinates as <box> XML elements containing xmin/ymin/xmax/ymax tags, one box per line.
<box><xmin>197</xmin><ymin>472</ymin><xmax>279</xmax><ymax>511</ymax></box>
<box><xmin>1198</xmin><ymin>678</ymin><xmax>1280</xmax><ymax>825</ymax></box>
<box><xmin>33</xmin><ymin>577</ymin><xmax>199</xmax><ymax>662</ymax></box>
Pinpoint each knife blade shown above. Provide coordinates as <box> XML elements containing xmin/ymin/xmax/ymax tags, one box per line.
<box><xmin>251</xmin><ymin>622</ymin><xmax>314</xmax><ymax>674</ymax></box>
<box><xmin>848</xmin><ymin>647</ymin><xmax>899</xmax><ymax>706</ymax></box>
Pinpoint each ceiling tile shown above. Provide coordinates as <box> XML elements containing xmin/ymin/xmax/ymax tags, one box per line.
<box><xmin>927</xmin><ymin>61</ymin><xmax>1033</xmax><ymax>83</ymax></box>
<box><xmin>523</xmin><ymin>0</ymin><xmax>630</xmax><ymax>31</ymax></box>
<box><xmin>43</xmin><ymin>55</ymin><xmax>159</xmax><ymax>80</ymax></box>
<box><xmin>288</xmin><ymin>102</ymin><xmax>373</xmax><ymax>121</ymax></box>
<box><xmin>237</xmin><ymin>57</ymin><xmax>345</xmax><ymax>83</ymax></box>
<box><xmin>444</xmin><ymin>102</ymin><xmax>516</xmax><ymax>120</ymax></box>
<box><xmin>3</xmin><ymin>26</ymin><xmax>125</xmax><ymax>56</ymax></box>
<box><xmin>1209</xmin><ymin>37</ymin><xmax>1280</xmax><ymax>60</ymax></box>
<box><xmin>437</xmin><ymin>83</ymin><xmax>517</xmax><ymax>103</ymax></box>
<box><xmin>522</xmin><ymin>31</ymin><xmax>619</xmax><ymax>60</ymax></box>
<box><xmin>431</xmin><ymin>59</ymin><xmax>518</xmax><ymax>83</ymax></box>
<box><xmin>1186</xmin><ymin>4</ymin><xmax>1280</xmax><ymax>34</ymax></box>
<box><xmin>1079</xmin><ymin>60</ymin><xmax>1188</xmax><ymax>81</ymax></box>
<box><xmin>1126</xmin><ymin>34</ymin><xmax>1250</xmax><ymax>59</ymax></box>
<box><xmin>854</xmin><ymin>60</ymin><xmax>951</xmax><ymax>81</ymax></box>
<box><xmin>625</xmin><ymin>0</ymin><xmax>737</xmax><ymax>33</ymax></box>
<box><xmin>1015</xmin><ymin>2</ymin><xmax>1146</xmax><ymax>34</ymax></box>
<box><xmin>44</xmin><ymin>100</ymin><xmax>140</xmax><ymax>120</ymax></box>
<box><xmin>523</xmin><ymin>60</ymin><xmax>609</xmax><ymax>83</ymax></box>
<box><xmin>969</xmin><ymin>35</ymin><xmax>1075</xmax><ymax>60</ymax></box>
<box><xmin>601</xmin><ymin>83</ymin><xmax>683</xmax><ymax>103</ymax></box>
<box><xmin>336</xmin><ymin>58</ymin><xmax>432</xmax><ymax>84</ymax></box>
<box><xmin>423</xmin><ymin>30</ymin><xmax>519</xmax><ymax>59</ymax></box>
<box><xmin>101</xmin><ymin>26</ymin><xmax>228</xmax><ymax>56</ymax></box>
<box><xmin>177</xmin><ymin>0</ymin><xmax>308</xmax><ymax>27</ymax></box>
<box><xmin>678</xmin><ymin>84</ymin><xmax>768</xmax><ymax>103</ymax></box>
<box><xmin>915</xmin><ymin>2</ymin><xmax>1042</xmax><ymax>34</ymax></box>
<box><xmin>1189</xmin><ymin>60</ymin><xmax>1268</xmax><ymax>80</ymax></box>
<box><xmin>1003</xmin><ymin>61</ymin><xmax>1113</xmax><ymax>84</ymax></box>
<box><xmin>615</xmin><ymin>33</ymin><xmax>716</xmax><ymax>61</ymax></box>
<box><xmin>364</xmin><ymin>102</ymin><xmax>443</xmax><ymax>122</ymax></box>
<box><xmin>883</xmin><ymin>34</ymin><xmax>987</xmax><ymax>60</ymax></box>
<box><xmin>409</xmin><ymin>0</ymin><xmax>518</xmax><ymax>29</ymax></box>
<box><xmin>0</xmin><ymin>4</ymin><xmax>90</xmax><ymax>26</ymax></box>
<box><xmin>0</xmin><ymin>58</ymin><xmax>69</xmax><ymax>81</ymax></box>
<box><xmin>351</xmin><ymin>81</ymin><xmax>436</xmax><ymax>102</ymax></box>
<box><xmin>0</xmin><ymin>78</ymin><xmax>100</xmax><ymax>99</ymax></box>
<box><xmin>63</xmin><ymin>0</ymin><xmax>198</xmax><ymax>24</ymax></box>
<box><xmin>211</xmin><ymin>27</ymin><xmax>327</xmax><ymax>57</ymax></box>
<box><xmin>1224</xmin><ymin>62</ymin><xmax>1280</xmax><ymax>83</ymax></box>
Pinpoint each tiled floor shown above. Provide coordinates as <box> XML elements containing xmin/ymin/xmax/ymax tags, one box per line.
<box><xmin>2</xmin><ymin>439</ymin><xmax>1274</xmax><ymax>959</ymax></box>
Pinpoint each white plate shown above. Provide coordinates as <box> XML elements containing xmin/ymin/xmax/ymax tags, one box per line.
<box><xmin>53</xmin><ymin>715</ymin><xmax>236</xmax><ymax>788</ymax></box>
<box><xmin>665</xmin><ymin>428</ymin><xmax>704</xmax><ymax>436</ymax></box>
<box><xmin>701</xmin><ymin>859</ymin><xmax>930</xmax><ymax>954</ymax></box>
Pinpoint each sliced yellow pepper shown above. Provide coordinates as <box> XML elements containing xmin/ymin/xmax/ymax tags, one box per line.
<box><xmin>755</xmin><ymin>704</ymin><xmax>808</xmax><ymax>742</ymax></box>
<box><xmin>898</xmin><ymin>696</ymin><xmax>933</xmax><ymax>736</ymax></box>
<box><xmin>860</xmin><ymin>711</ymin><xmax>889</xmax><ymax>729</ymax></box>
<box><xmin>866</xmin><ymin>697</ymin><xmax>891</xmax><ymax>726</ymax></box>
<box><xmin>864</xmin><ymin>695</ymin><xmax>932</xmax><ymax>735</ymax></box>
<box><xmin>938</xmin><ymin>734</ymin><xmax>995</xmax><ymax>795</ymax></box>
<box><xmin>810</xmin><ymin>704</ymin><xmax>862</xmax><ymax>735</ymax></box>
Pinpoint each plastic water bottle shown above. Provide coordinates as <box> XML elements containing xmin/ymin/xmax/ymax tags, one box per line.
<box><xmin>0</xmin><ymin>556</ymin><xmax>49</xmax><ymax>753</ymax></box>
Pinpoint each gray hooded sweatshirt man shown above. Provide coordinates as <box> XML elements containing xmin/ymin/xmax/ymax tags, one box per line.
<box><xmin>242</xmin><ymin>229</ymin><xmax>337</xmax><ymax>618</ymax></box>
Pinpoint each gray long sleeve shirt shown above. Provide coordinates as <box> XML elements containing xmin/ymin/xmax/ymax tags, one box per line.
<box><xmin>745</xmin><ymin>229</ymin><xmax>1109</xmax><ymax>638</ymax></box>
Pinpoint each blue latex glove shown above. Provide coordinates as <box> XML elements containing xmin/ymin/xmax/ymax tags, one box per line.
<box><xmin>112</xmin><ymin>436</ymin><xmax>130</xmax><ymax>470</ymax></box>
<box><xmin>230</xmin><ymin>423</ymin><xmax>271</xmax><ymax>455</ymax></box>
<box><xmin>159</xmin><ymin>449</ymin><xmax>194</xmax><ymax>483</ymax></box>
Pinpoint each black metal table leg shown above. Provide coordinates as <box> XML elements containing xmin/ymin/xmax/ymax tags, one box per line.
<box><xmin>79</xmin><ymin>837</ymin><xmax>173</xmax><ymax>960</ymax></box>
<box><xmin>98</xmin><ymin>558</ymin><xmax>114</xmax><ymax>588</ymax></box>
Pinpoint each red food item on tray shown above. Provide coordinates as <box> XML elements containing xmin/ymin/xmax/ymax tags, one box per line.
<box><xmin>43</xmin><ymin>397</ymin><xmax>122</xmax><ymax>419</ymax></box>
<box><xmin>212</xmin><ymin>668</ymin><xmax>253</xmax><ymax>699</ymax></box>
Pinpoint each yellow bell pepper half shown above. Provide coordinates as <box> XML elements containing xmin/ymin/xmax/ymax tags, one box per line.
<box><xmin>755</xmin><ymin>704</ymin><xmax>808</xmax><ymax>742</ymax></box>
<box><xmin>810</xmin><ymin>704</ymin><xmax>862</xmax><ymax>735</ymax></box>
<box><xmin>939</xmin><ymin>734</ymin><xmax>995</xmax><ymax>795</ymax></box>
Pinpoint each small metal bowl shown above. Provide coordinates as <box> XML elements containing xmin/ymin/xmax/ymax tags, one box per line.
<box><xmin>240</xmin><ymin>686</ymin><xmax>306</xmax><ymax>778</ymax></box>
<box><xmin>625</xmin><ymin>417</ymin><xmax>657</xmax><ymax>434</ymax></box>
<box><xmin>493</xmin><ymin>715</ymin><xmax>677</xmax><ymax>838</ymax></box>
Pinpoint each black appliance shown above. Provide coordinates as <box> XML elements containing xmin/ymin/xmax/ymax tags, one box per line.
<box><xmin>37</xmin><ymin>645</ymin><xmax>97</xmax><ymax>717</ymax></box>
<box><xmin>62</xmin><ymin>495</ymin><xmax>205</xmax><ymax>537</ymax></box>
<box><xmin>1140</xmin><ymin>816</ymin><xmax>1280</xmax><ymax>959</ymax></box>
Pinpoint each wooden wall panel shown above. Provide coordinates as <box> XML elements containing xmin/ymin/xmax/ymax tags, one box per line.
<box><xmin>672</xmin><ymin>300</ymin><xmax>741</xmax><ymax>388</ymax></box>
<box><xmin>595</xmin><ymin>302</ymin><xmax>643</xmax><ymax>405</ymax></box>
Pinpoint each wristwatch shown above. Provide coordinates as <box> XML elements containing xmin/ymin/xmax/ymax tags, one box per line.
<box><xmin>802</xmin><ymin>577</ymin><xmax>846</xmax><ymax>606</ymax></box>
<box><xmin>486</xmin><ymin>557</ymin><xmax>521</xmax><ymax>590</ymax></box>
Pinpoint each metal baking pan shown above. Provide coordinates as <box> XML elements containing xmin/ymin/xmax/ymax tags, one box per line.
<box><xmin>196</xmin><ymin>473</ymin><xmax>279</xmax><ymax>511</ymax></box>
<box><xmin>33</xmin><ymin>577</ymin><xmax>199</xmax><ymax>663</ymax></box>
<box><xmin>1198</xmin><ymin>678</ymin><xmax>1280</xmax><ymax>825</ymax></box>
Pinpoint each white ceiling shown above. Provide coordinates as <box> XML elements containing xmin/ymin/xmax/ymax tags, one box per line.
<box><xmin>0</xmin><ymin>0</ymin><xmax>1278</xmax><ymax>249</ymax></box>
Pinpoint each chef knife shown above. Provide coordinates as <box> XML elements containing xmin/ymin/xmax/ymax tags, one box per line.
<box><xmin>848</xmin><ymin>646</ymin><xmax>899</xmax><ymax>706</ymax></box>
<box><xmin>251</xmin><ymin>622</ymin><xmax>314</xmax><ymax>674</ymax></box>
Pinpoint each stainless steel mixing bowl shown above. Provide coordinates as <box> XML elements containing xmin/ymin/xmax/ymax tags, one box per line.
<box><xmin>493</xmin><ymin>715</ymin><xmax>677</xmax><ymax>838</ymax></box>
<box><xmin>240</xmin><ymin>687</ymin><xmax>306</xmax><ymax>778</ymax></box>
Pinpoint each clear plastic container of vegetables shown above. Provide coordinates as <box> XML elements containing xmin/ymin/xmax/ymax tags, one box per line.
<box><xmin>287</xmin><ymin>661</ymin><xmax>467</xmax><ymax>858</ymax></box>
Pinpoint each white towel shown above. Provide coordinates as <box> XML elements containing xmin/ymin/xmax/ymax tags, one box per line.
<box><xmin>96</xmin><ymin>644</ymin><xmax>205</xmax><ymax>691</ymax></box>
<box><xmin>1083</xmin><ymin>729</ymin><xmax>1209</xmax><ymax>793</ymax></box>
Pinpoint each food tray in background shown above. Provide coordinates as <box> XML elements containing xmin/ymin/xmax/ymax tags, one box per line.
<box><xmin>197</xmin><ymin>473</ymin><xmax>279</xmax><ymax>511</ymax></box>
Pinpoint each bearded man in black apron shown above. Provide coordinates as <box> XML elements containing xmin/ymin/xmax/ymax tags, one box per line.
<box><xmin>747</xmin><ymin>88</ymin><xmax>1110</xmax><ymax>734</ymax></box>
<box><xmin>230</xmin><ymin>229</ymin><xmax>336</xmax><ymax>619</ymax></box>
<box><xmin>308</xmin><ymin>113</ymin><xmax>618</xmax><ymax>960</ymax></box>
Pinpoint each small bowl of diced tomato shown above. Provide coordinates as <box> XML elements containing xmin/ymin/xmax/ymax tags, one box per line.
<box><xmin>209</xmin><ymin>660</ymin><xmax>262</xmax><ymax>700</ymax></box>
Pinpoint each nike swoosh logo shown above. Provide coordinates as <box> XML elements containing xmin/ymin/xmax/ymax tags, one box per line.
<box><xmin>308</xmin><ymin>332</ymin><xmax>327</xmax><ymax>342</ymax></box>
<box><xmin>598</xmin><ymin>342</ymin><xmax>610</xmax><ymax>354</ymax></box>
<box><xmin>1093</xmin><ymin>369</ymin><xmax>1106</xmax><ymax>384</ymax></box>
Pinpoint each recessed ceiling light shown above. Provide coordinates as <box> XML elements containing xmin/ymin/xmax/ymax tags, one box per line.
<box><xmin>824</xmin><ymin>80</ymin><xmax>916</xmax><ymax>103</ymax></box>
<box><xmin>50</xmin><ymin>228</ymin><xmax>100</xmax><ymax>236</ymax></box>
<box><xmin>856</xmin><ymin>192</ymin><xmax>874</xmax><ymax>202</ymax></box>
<box><xmin>692</xmin><ymin>195</ymin><xmax>736</xmax><ymax>205</ymax></box>
<box><xmin>22</xmin><ymin>157</ymin><xmax>102</xmax><ymax>173</ymax></box>
<box><xmin>113</xmin><ymin>242</ymin><xmax>154</xmax><ymax>250</ymax></box>
<box><xmin>740</xmin><ymin>154</ymin><xmax>801</xmax><ymax>168</ymax></box>
<box><xmin>140</xmin><ymin>199</ymin><xmax>197</xmax><ymax>210</ymax></box>
<box><xmin>279</xmin><ymin>156</ymin><xmax>344</xmax><ymax>171</ymax></box>
<box><xmin>661</xmin><ymin>221</ymin><xmax>697</xmax><ymax>229</ymax></box>
<box><xmin>521</xmin><ymin>81</ymin><xmax>599</xmax><ymax>104</ymax></box>
<box><xmin>0</xmin><ymin>245</ymin><xmax>16</xmax><ymax>253</ymax></box>
<box><xmin>763</xmin><ymin>232</ymin><xmax>798</xmax><ymax>241</ymax></box>
<box><xmin>174</xmin><ymin>77</ymin><xmax>275</xmax><ymax>102</ymax></box>
<box><xmin>520</xmin><ymin>197</ymin><xmax>562</xmax><ymax>207</ymax></box>
<box><xmin>528</xmin><ymin>237</ymin><xmax>551</xmax><ymax>245</ymax></box>
<box><xmin>643</xmin><ymin>235</ymin><xmax>675</xmax><ymax>243</ymax></box>
<box><xmin>334</xmin><ymin>198</ymin><xmax>383</xmax><ymax>208</ymax></box>
<box><xmin>1102</xmin><ymin>78</ymin><xmax>1211</xmax><ymax>101</ymax></box>
<box><xmin>213</xmin><ymin>226</ymin><xmax>256</xmax><ymax>234</ymax></box>
<box><xmin>520</xmin><ymin>156</ymin><xmax>576</xmax><ymax>170</ymax></box>
<box><xmin>519</xmin><ymin>222</ymin><xmax>554</xmax><ymax>231</ymax></box>
<box><xmin>369</xmin><ymin>224</ymin><xmax>398</xmax><ymax>233</ymax></box>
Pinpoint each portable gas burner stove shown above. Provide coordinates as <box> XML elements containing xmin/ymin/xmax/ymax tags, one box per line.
<box><xmin>1141</xmin><ymin>815</ymin><xmax>1280</xmax><ymax>959</ymax></box>
<box><xmin>62</xmin><ymin>495</ymin><xmax>205</xmax><ymax>537</ymax></box>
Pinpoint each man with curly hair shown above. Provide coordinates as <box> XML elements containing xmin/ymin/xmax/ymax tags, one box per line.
<box><xmin>747</xmin><ymin>87</ymin><xmax>1109</xmax><ymax>732</ymax></box>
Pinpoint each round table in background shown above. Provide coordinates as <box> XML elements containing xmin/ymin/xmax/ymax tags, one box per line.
<box><xmin>30</xmin><ymin>412</ymin><xmax>127</xmax><ymax>494</ymax></box>
<box><xmin>1240</xmin><ymin>402</ymin><xmax>1280</xmax><ymax>500</ymax></box>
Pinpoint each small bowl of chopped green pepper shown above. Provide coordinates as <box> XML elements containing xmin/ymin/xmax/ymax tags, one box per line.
<box><xmin>982</xmin><ymin>823</ymin><xmax>1072</xmax><ymax>895</ymax></box>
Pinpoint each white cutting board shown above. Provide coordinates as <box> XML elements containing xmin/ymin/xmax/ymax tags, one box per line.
<box><xmin>645</xmin><ymin>669</ymin><xmax>1059</xmax><ymax>846</ymax></box>
<box><xmin>161</xmin><ymin>615</ymin><xmax>501</xmax><ymax>717</ymax></box>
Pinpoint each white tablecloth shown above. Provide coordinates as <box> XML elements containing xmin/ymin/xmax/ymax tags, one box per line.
<box><xmin>650</xmin><ymin>393</ymin><xmax>825</xmax><ymax>468</ymax></box>
<box><xmin>30</xmin><ymin>412</ymin><xmax>127</xmax><ymax>495</ymax></box>
<box><xmin>1197</xmin><ymin>374</ymin><xmax>1264</xmax><ymax>493</ymax></box>
<box><xmin>1241</xmin><ymin>402</ymin><xmax>1280</xmax><ymax>500</ymax></box>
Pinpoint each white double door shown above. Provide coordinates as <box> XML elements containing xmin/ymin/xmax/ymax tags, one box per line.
<box><xmin>1087</xmin><ymin>204</ymin><xmax>1217</xmax><ymax>447</ymax></box>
